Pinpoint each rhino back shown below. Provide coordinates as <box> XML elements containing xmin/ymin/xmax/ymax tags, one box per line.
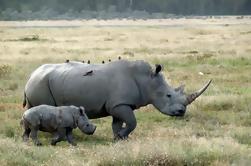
<box><xmin>23</xmin><ymin>105</ymin><xmax>58</xmax><ymax>128</ymax></box>
<box><xmin>62</xmin><ymin>61</ymin><xmax>144</xmax><ymax>111</ymax></box>
<box><xmin>47</xmin><ymin>63</ymin><xmax>110</xmax><ymax>117</ymax></box>
<box><xmin>46</xmin><ymin>61</ymin><xmax>141</xmax><ymax>117</ymax></box>
<box><xmin>24</xmin><ymin>105</ymin><xmax>77</xmax><ymax>131</ymax></box>
<box><xmin>25</xmin><ymin>60</ymin><xmax>152</xmax><ymax>118</ymax></box>
<box><xmin>57</xmin><ymin>106</ymin><xmax>80</xmax><ymax>128</ymax></box>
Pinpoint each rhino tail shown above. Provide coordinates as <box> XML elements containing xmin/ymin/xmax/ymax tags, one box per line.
<box><xmin>23</xmin><ymin>92</ymin><xmax>33</xmax><ymax>109</ymax></box>
<box><xmin>23</xmin><ymin>92</ymin><xmax>27</xmax><ymax>108</ymax></box>
<box><xmin>20</xmin><ymin>118</ymin><xmax>24</xmax><ymax>127</ymax></box>
<box><xmin>20</xmin><ymin>115</ymin><xmax>25</xmax><ymax>127</ymax></box>
<box><xmin>20</xmin><ymin>118</ymin><xmax>24</xmax><ymax>126</ymax></box>
<box><xmin>20</xmin><ymin>116</ymin><xmax>30</xmax><ymax>131</ymax></box>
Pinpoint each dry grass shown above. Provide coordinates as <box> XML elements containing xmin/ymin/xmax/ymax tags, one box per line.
<box><xmin>0</xmin><ymin>18</ymin><xmax>251</xmax><ymax>165</ymax></box>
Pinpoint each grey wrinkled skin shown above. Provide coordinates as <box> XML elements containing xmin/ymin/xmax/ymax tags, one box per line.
<box><xmin>23</xmin><ymin>60</ymin><xmax>211</xmax><ymax>140</ymax></box>
<box><xmin>21</xmin><ymin>105</ymin><xmax>96</xmax><ymax>146</ymax></box>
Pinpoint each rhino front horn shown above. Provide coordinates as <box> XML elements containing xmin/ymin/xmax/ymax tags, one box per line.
<box><xmin>186</xmin><ymin>80</ymin><xmax>212</xmax><ymax>105</ymax></box>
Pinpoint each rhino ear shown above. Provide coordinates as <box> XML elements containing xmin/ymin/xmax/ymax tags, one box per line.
<box><xmin>79</xmin><ymin>106</ymin><xmax>85</xmax><ymax>115</ymax></box>
<box><xmin>155</xmin><ymin>64</ymin><xmax>162</xmax><ymax>75</ymax></box>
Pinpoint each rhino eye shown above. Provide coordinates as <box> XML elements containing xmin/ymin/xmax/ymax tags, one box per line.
<box><xmin>166</xmin><ymin>94</ymin><xmax>172</xmax><ymax>98</ymax></box>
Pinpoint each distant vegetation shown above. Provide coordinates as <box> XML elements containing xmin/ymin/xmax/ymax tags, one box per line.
<box><xmin>0</xmin><ymin>0</ymin><xmax>251</xmax><ymax>20</ymax></box>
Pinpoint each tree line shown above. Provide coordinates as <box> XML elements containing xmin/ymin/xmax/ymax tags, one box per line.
<box><xmin>0</xmin><ymin>0</ymin><xmax>250</xmax><ymax>20</ymax></box>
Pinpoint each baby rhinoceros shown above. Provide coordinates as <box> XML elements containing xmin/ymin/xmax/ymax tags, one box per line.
<box><xmin>21</xmin><ymin>105</ymin><xmax>96</xmax><ymax>146</ymax></box>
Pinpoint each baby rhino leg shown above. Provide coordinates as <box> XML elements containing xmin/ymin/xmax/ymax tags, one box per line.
<box><xmin>66</xmin><ymin>127</ymin><xmax>76</xmax><ymax>146</ymax></box>
<box><xmin>51</xmin><ymin>128</ymin><xmax>66</xmax><ymax>146</ymax></box>
<box><xmin>22</xmin><ymin>120</ymin><xmax>31</xmax><ymax>142</ymax></box>
<box><xmin>30</xmin><ymin>127</ymin><xmax>42</xmax><ymax>146</ymax></box>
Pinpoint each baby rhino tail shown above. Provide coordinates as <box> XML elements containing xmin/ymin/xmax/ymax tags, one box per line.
<box><xmin>20</xmin><ymin>116</ymin><xmax>30</xmax><ymax>130</ymax></box>
<box><xmin>20</xmin><ymin>116</ymin><xmax>25</xmax><ymax>127</ymax></box>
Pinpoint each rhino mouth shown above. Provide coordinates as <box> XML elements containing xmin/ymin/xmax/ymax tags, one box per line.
<box><xmin>84</xmin><ymin>126</ymin><xmax>96</xmax><ymax>135</ymax></box>
<box><xmin>168</xmin><ymin>110</ymin><xmax>185</xmax><ymax>117</ymax></box>
<box><xmin>159</xmin><ymin>111</ymin><xmax>185</xmax><ymax>117</ymax></box>
<box><xmin>170</xmin><ymin>113</ymin><xmax>185</xmax><ymax>117</ymax></box>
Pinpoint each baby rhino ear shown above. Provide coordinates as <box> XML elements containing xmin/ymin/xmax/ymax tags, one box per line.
<box><xmin>155</xmin><ymin>64</ymin><xmax>162</xmax><ymax>75</ymax></box>
<box><xmin>79</xmin><ymin>106</ymin><xmax>85</xmax><ymax>115</ymax></box>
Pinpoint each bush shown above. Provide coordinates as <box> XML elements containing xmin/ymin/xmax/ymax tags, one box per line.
<box><xmin>8</xmin><ymin>83</ymin><xmax>18</xmax><ymax>91</ymax></box>
<box><xmin>19</xmin><ymin>35</ymin><xmax>39</xmax><ymax>41</ymax></box>
<box><xmin>0</xmin><ymin>64</ymin><xmax>12</xmax><ymax>78</ymax></box>
<box><xmin>4</xmin><ymin>126</ymin><xmax>15</xmax><ymax>138</ymax></box>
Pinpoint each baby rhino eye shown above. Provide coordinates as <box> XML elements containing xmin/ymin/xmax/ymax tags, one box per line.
<box><xmin>166</xmin><ymin>94</ymin><xmax>172</xmax><ymax>98</ymax></box>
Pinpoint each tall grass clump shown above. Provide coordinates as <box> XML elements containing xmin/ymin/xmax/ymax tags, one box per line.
<box><xmin>0</xmin><ymin>137</ymin><xmax>55</xmax><ymax>166</ymax></box>
<box><xmin>0</xmin><ymin>65</ymin><xmax>12</xmax><ymax>78</ymax></box>
<box><xmin>91</xmin><ymin>137</ymin><xmax>251</xmax><ymax>166</ymax></box>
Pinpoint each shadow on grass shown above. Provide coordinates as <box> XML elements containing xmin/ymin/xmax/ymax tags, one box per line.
<box><xmin>74</xmin><ymin>132</ymin><xmax>112</xmax><ymax>145</ymax></box>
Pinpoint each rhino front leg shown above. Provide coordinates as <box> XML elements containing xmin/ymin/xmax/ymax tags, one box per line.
<box><xmin>51</xmin><ymin>128</ymin><xmax>66</xmax><ymax>146</ymax></box>
<box><xmin>112</xmin><ymin>117</ymin><xmax>124</xmax><ymax>140</ymax></box>
<box><xmin>66</xmin><ymin>127</ymin><xmax>77</xmax><ymax>146</ymax></box>
<box><xmin>30</xmin><ymin>127</ymin><xmax>42</xmax><ymax>146</ymax></box>
<box><xmin>110</xmin><ymin>105</ymin><xmax>137</xmax><ymax>139</ymax></box>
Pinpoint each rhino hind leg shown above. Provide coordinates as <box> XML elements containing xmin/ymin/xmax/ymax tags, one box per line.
<box><xmin>110</xmin><ymin>105</ymin><xmax>137</xmax><ymax>139</ymax></box>
<box><xmin>22</xmin><ymin>120</ymin><xmax>31</xmax><ymax>142</ymax></box>
<box><xmin>30</xmin><ymin>127</ymin><xmax>42</xmax><ymax>146</ymax></box>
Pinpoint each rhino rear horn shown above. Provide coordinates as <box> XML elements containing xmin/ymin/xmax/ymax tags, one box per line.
<box><xmin>186</xmin><ymin>80</ymin><xmax>212</xmax><ymax>105</ymax></box>
<box><xmin>175</xmin><ymin>84</ymin><xmax>185</xmax><ymax>94</ymax></box>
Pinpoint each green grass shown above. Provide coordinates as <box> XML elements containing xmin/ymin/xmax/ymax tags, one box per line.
<box><xmin>0</xmin><ymin>19</ymin><xmax>251</xmax><ymax>165</ymax></box>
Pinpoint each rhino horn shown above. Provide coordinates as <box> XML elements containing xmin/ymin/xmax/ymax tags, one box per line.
<box><xmin>186</xmin><ymin>80</ymin><xmax>212</xmax><ymax>105</ymax></box>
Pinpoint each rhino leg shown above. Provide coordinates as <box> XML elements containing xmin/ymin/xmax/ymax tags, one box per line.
<box><xmin>22</xmin><ymin>128</ymin><xmax>31</xmax><ymax>142</ymax></box>
<box><xmin>51</xmin><ymin>128</ymin><xmax>66</xmax><ymax>146</ymax></box>
<box><xmin>110</xmin><ymin>105</ymin><xmax>137</xmax><ymax>139</ymax></box>
<box><xmin>66</xmin><ymin>127</ymin><xmax>76</xmax><ymax>146</ymax></box>
<box><xmin>30</xmin><ymin>127</ymin><xmax>42</xmax><ymax>146</ymax></box>
<box><xmin>22</xmin><ymin>119</ymin><xmax>31</xmax><ymax>142</ymax></box>
<box><xmin>112</xmin><ymin>117</ymin><xmax>124</xmax><ymax>140</ymax></box>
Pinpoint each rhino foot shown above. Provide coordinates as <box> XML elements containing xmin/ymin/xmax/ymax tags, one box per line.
<box><xmin>22</xmin><ymin>135</ymin><xmax>29</xmax><ymax>142</ymax></box>
<box><xmin>114</xmin><ymin>133</ymin><xmax>128</xmax><ymax>141</ymax></box>
<box><xmin>113</xmin><ymin>135</ymin><xmax>120</xmax><ymax>141</ymax></box>
<box><xmin>51</xmin><ymin>140</ymin><xmax>57</xmax><ymax>146</ymax></box>
<box><xmin>35</xmin><ymin>142</ymin><xmax>42</xmax><ymax>146</ymax></box>
<box><xmin>70</xmin><ymin>142</ymin><xmax>77</xmax><ymax>146</ymax></box>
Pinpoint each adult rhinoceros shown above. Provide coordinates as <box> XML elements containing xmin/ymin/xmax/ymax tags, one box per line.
<box><xmin>23</xmin><ymin>60</ymin><xmax>211</xmax><ymax>139</ymax></box>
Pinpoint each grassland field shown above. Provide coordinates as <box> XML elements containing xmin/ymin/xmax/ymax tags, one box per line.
<box><xmin>0</xmin><ymin>17</ymin><xmax>251</xmax><ymax>166</ymax></box>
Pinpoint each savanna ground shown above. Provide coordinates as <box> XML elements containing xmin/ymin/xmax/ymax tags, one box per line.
<box><xmin>0</xmin><ymin>17</ymin><xmax>251</xmax><ymax>166</ymax></box>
